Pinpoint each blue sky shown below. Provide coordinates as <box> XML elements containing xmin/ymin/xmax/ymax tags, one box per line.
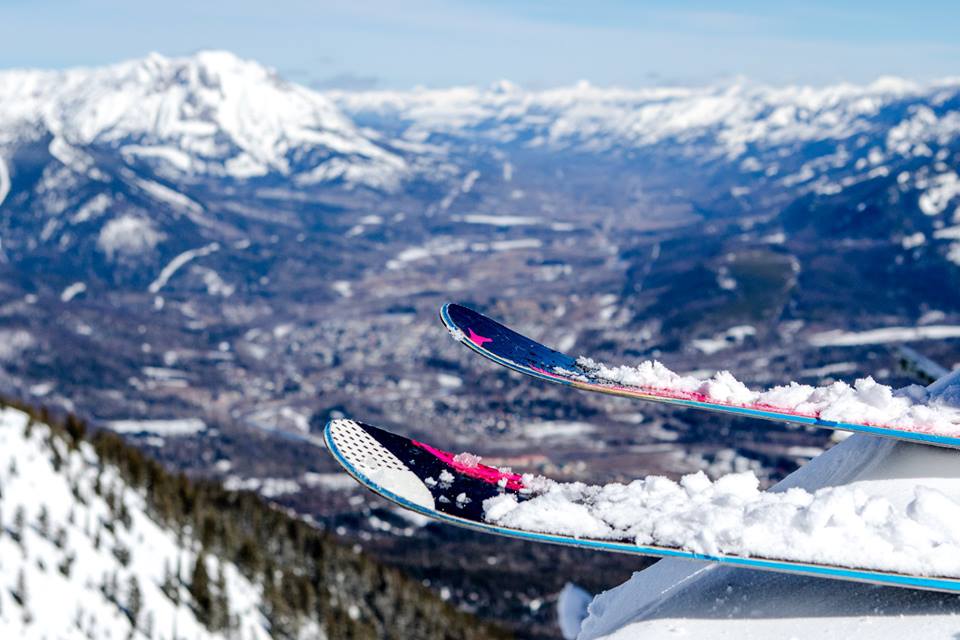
<box><xmin>1</xmin><ymin>1</ymin><xmax>958</xmax><ymax>88</ymax></box>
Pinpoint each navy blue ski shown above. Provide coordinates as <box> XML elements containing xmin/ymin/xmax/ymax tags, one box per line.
<box><xmin>325</xmin><ymin>418</ymin><xmax>960</xmax><ymax>593</ymax></box>
<box><xmin>440</xmin><ymin>303</ymin><xmax>960</xmax><ymax>449</ymax></box>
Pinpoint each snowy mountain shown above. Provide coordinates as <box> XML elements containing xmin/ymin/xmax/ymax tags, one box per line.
<box><xmin>4</xmin><ymin>52</ymin><xmax>960</xmax><ymax>637</ymax></box>
<box><xmin>332</xmin><ymin>76</ymin><xmax>959</xmax><ymax>171</ymax></box>
<box><xmin>0</xmin><ymin>401</ymin><xmax>505</xmax><ymax>640</ymax></box>
<box><xmin>0</xmin><ymin>50</ymin><xmax>406</xmax><ymax>189</ymax></box>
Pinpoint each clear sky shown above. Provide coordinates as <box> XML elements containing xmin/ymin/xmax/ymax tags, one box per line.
<box><xmin>1</xmin><ymin>1</ymin><xmax>959</xmax><ymax>89</ymax></box>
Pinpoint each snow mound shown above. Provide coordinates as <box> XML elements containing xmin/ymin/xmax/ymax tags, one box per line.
<box><xmin>485</xmin><ymin>460</ymin><xmax>960</xmax><ymax>577</ymax></box>
<box><xmin>574</xmin><ymin>356</ymin><xmax>960</xmax><ymax>436</ymax></box>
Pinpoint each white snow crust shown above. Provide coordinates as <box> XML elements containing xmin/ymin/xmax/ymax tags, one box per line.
<box><xmin>484</xmin><ymin>463</ymin><xmax>960</xmax><ymax>577</ymax></box>
<box><xmin>575</xmin><ymin>356</ymin><xmax>960</xmax><ymax>436</ymax></box>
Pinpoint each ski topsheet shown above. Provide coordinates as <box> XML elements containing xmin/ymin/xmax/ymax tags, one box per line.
<box><xmin>324</xmin><ymin>418</ymin><xmax>960</xmax><ymax>593</ymax></box>
<box><xmin>440</xmin><ymin>303</ymin><xmax>960</xmax><ymax>449</ymax></box>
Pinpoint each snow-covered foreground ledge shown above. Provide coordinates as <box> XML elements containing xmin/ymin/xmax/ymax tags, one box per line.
<box><xmin>574</xmin><ymin>356</ymin><xmax>960</xmax><ymax>435</ymax></box>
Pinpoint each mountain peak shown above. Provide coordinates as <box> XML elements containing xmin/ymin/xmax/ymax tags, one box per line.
<box><xmin>0</xmin><ymin>50</ymin><xmax>407</xmax><ymax>188</ymax></box>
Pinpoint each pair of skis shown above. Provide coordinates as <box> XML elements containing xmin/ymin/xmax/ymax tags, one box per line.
<box><xmin>325</xmin><ymin>304</ymin><xmax>960</xmax><ymax>593</ymax></box>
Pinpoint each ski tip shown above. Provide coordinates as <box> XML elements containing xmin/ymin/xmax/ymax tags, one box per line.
<box><xmin>439</xmin><ymin>302</ymin><xmax>471</xmax><ymax>344</ymax></box>
<box><xmin>323</xmin><ymin>418</ymin><xmax>436</xmax><ymax>511</ymax></box>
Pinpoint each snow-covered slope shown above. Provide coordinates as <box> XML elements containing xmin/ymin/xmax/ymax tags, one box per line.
<box><xmin>0</xmin><ymin>51</ymin><xmax>406</xmax><ymax>189</ymax></box>
<box><xmin>577</xmin><ymin>370</ymin><xmax>960</xmax><ymax>640</ymax></box>
<box><xmin>0</xmin><ymin>406</ymin><xmax>275</xmax><ymax>640</ymax></box>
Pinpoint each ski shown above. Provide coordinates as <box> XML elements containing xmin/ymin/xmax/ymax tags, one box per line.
<box><xmin>324</xmin><ymin>418</ymin><xmax>960</xmax><ymax>593</ymax></box>
<box><xmin>440</xmin><ymin>303</ymin><xmax>960</xmax><ymax>449</ymax></box>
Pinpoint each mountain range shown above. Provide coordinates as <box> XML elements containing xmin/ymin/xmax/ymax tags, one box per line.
<box><xmin>2</xmin><ymin>50</ymin><xmax>960</xmax><ymax>638</ymax></box>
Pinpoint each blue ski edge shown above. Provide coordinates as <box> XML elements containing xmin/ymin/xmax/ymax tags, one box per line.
<box><xmin>439</xmin><ymin>303</ymin><xmax>960</xmax><ymax>449</ymax></box>
<box><xmin>324</xmin><ymin>419</ymin><xmax>960</xmax><ymax>593</ymax></box>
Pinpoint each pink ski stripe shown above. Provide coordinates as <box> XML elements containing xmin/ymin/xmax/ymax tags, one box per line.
<box><xmin>411</xmin><ymin>440</ymin><xmax>525</xmax><ymax>491</ymax></box>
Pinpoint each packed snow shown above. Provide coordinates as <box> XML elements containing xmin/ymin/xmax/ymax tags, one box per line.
<box><xmin>572</xmin><ymin>355</ymin><xmax>960</xmax><ymax>436</ymax></box>
<box><xmin>484</xmin><ymin>462</ymin><xmax>960</xmax><ymax>577</ymax></box>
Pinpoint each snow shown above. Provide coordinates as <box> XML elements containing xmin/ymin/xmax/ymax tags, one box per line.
<box><xmin>0</xmin><ymin>329</ymin><xmax>34</xmax><ymax>361</ymax></box>
<box><xmin>574</xmin><ymin>355</ymin><xmax>960</xmax><ymax>436</ymax></box>
<box><xmin>458</xmin><ymin>214</ymin><xmax>541</xmax><ymax>226</ymax></box>
<box><xmin>691</xmin><ymin>325</ymin><xmax>755</xmax><ymax>355</ymax></box>
<box><xmin>901</xmin><ymin>231</ymin><xmax>926</xmax><ymax>249</ymax></box>
<box><xmin>223</xmin><ymin>476</ymin><xmax>301</xmax><ymax>498</ymax></box>
<box><xmin>71</xmin><ymin>193</ymin><xmax>111</xmax><ymax>223</ymax></box>
<box><xmin>147</xmin><ymin>242</ymin><xmax>219</xmax><ymax>293</ymax></box>
<box><xmin>107</xmin><ymin>418</ymin><xmax>206</xmax><ymax>436</ymax></box>
<box><xmin>332</xmin><ymin>76</ymin><xmax>951</xmax><ymax>162</ymax></box>
<box><xmin>97</xmin><ymin>215</ymin><xmax>163</xmax><ymax>260</ymax></box>
<box><xmin>194</xmin><ymin>266</ymin><xmax>235</xmax><ymax>297</ymax></box>
<box><xmin>558</xmin><ymin>583</ymin><xmax>593</xmax><ymax>640</ymax></box>
<box><xmin>484</xmin><ymin>456</ymin><xmax>960</xmax><ymax>576</ymax></box>
<box><xmin>918</xmin><ymin>172</ymin><xmax>960</xmax><ymax>215</ymax></box>
<box><xmin>472</xmin><ymin>238</ymin><xmax>543</xmax><ymax>252</ymax></box>
<box><xmin>810</xmin><ymin>324</ymin><xmax>960</xmax><ymax>346</ymax></box>
<box><xmin>60</xmin><ymin>281</ymin><xmax>86</xmax><ymax>302</ymax></box>
<box><xmin>0</xmin><ymin>51</ymin><xmax>407</xmax><ymax>190</ymax></box>
<box><xmin>134</xmin><ymin>177</ymin><xmax>203</xmax><ymax>215</ymax></box>
<box><xmin>0</xmin><ymin>406</ymin><xmax>271</xmax><ymax>640</ymax></box>
<box><xmin>521</xmin><ymin>421</ymin><xmax>596</xmax><ymax>441</ymax></box>
<box><xmin>452</xmin><ymin>452</ymin><xmax>483</xmax><ymax>468</ymax></box>
<box><xmin>122</xmin><ymin>144</ymin><xmax>194</xmax><ymax>172</ymax></box>
<box><xmin>437</xmin><ymin>373</ymin><xmax>463</xmax><ymax>389</ymax></box>
<box><xmin>301</xmin><ymin>471</ymin><xmax>358</xmax><ymax>491</ymax></box>
<box><xmin>0</xmin><ymin>153</ymin><xmax>9</xmax><ymax>206</ymax></box>
<box><xmin>331</xmin><ymin>280</ymin><xmax>353</xmax><ymax>297</ymax></box>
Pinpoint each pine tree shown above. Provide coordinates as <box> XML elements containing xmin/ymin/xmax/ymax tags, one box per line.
<box><xmin>212</xmin><ymin>561</ymin><xmax>232</xmax><ymax>631</ymax></box>
<box><xmin>190</xmin><ymin>553</ymin><xmax>212</xmax><ymax>626</ymax></box>
<box><xmin>12</xmin><ymin>506</ymin><xmax>24</xmax><ymax>543</ymax></box>
<box><xmin>37</xmin><ymin>505</ymin><xmax>49</xmax><ymax>539</ymax></box>
<box><xmin>126</xmin><ymin>575</ymin><xmax>142</xmax><ymax>627</ymax></box>
<box><xmin>161</xmin><ymin>559</ymin><xmax>178</xmax><ymax>603</ymax></box>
